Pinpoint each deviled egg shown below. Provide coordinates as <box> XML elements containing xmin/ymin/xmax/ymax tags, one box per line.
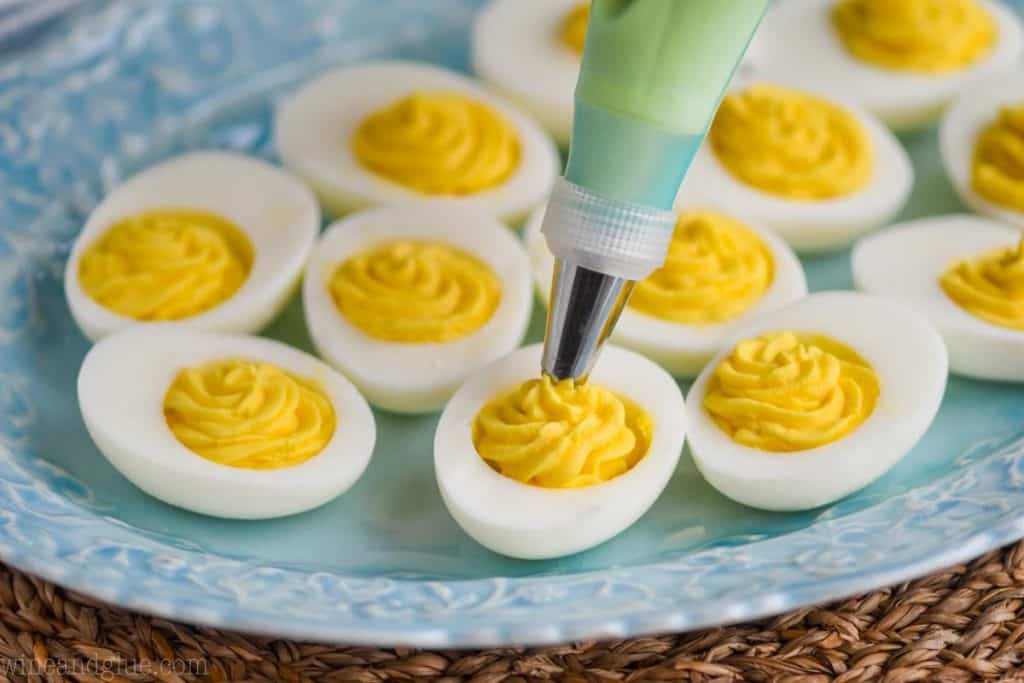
<box><xmin>525</xmin><ymin>205</ymin><xmax>807</xmax><ymax>376</ymax></box>
<box><xmin>941</xmin><ymin>68</ymin><xmax>1024</xmax><ymax>225</ymax></box>
<box><xmin>303</xmin><ymin>204</ymin><xmax>533</xmax><ymax>414</ymax></box>
<box><xmin>78</xmin><ymin>326</ymin><xmax>376</xmax><ymax>519</ymax></box>
<box><xmin>274</xmin><ymin>61</ymin><xmax>559</xmax><ymax>223</ymax></box>
<box><xmin>472</xmin><ymin>0</ymin><xmax>586</xmax><ymax>145</ymax></box>
<box><xmin>686</xmin><ymin>291</ymin><xmax>947</xmax><ymax>511</ymax></box>
<box><xmin>435</xmin><ymin>343</ymin><xmax>686</xmax><ymax>559</ymax></box>
<box><xmin>65</xmin><ymin>152</ymin><xmax>319</xmax><ymax>342</ymax></box>
<box><xmin>680</xmin><ymin>82</ymin><xmax>912</xmax><ymax>252</ymax></box>
<box><xmin>751</xmin><ymin>0</ymin><xmax>1023</xmax><ymax>131</ymax></box>
<box><xmin>853</xmin><ymin>214</ymin><xmax>1024</xmax><ymax>382</ymax></box>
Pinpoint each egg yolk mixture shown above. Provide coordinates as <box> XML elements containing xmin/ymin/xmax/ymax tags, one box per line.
<box><xmin>832</xmin><ymin>0</ymin><xmax>995</xmax><ymax>73</ymax></box>
<box><xmin>352</xmin><ymin>91</ymin><xmax>521</xmax><ymax>195</ymax></box>
<box><xmin>78</xmin><ymin>209</ymin><xmax>253</xmax><ymax>321</ymax></box>
<box><xmin>629</xmin><ymin>210</ymin><xmax>774</xmax><ymax>324</ymax></box>
<box><xmin>704</xmin><ymin>332</ymin><xmax>880</xmax><ymax>452</ymax></box>
<box><xmin>709</xmin><ymin>85</ymin><xmax>874</xmax><ymax>201</ymax></box>
<box><xmin>940</xmin><ymin>237</ymin><xmax>1024</xmax><ymax>329</ymax></box>
<box><xmin>973</xmin><ymin>104</ymin><xmax>1024</xmax><ymax>213</ymax></box>
<box><xmin>473</xmin><ymin>375</ymin><xmax>653</xmax><ymax>488</ymax></box>
<box><xmin>560</xmin><ymin>2</ymin><xmax>589</xmax><ymax>54</ymax></box>
<box><xmin>163</xmin><ymin>359</ymin><xmax>336</xmax><ymax>470</ymax></box>
<box><xmin>330</xmin><ymin>240</ymin><xmax>501</xmax><ymax>343</ymax></box>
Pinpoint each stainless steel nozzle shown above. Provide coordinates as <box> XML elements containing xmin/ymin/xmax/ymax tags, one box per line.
<box><xmin>541</xmin><ymin>258</ymin><xmax>635</xmax><ymax>382</ymax></box>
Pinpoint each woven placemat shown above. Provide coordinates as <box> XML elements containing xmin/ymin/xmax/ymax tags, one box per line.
<box><xmin>2</xmin><ymin>543</ymin><xmax>1024</xmax><ymax>682</ymax></box>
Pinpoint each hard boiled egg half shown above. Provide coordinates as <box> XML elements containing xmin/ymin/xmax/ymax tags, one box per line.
<box><xmin>750</xmin><ymin>0</ymin><xmax>1023</xmax><ymax>131</ymax></box>
<box><xmin>686</xmin><ymin>292</ymin><xmax>947</xmax><ymax>511</ymax></box>
<box><xmin>941</xmin><ymin>68</ymin><xmax>1024</xmax><ymax>226</ymax></box>
<box><xmin>274</xmin><ymin>60</ymin><xmax>559</xmax><ymax>224</ymax></box>
<box><xmin>853</xmin><ymin>214</ymin><xmax>1024</xmax><ymax>382</ymax></box>
<box><xmin>65</xmin><ymin>152</ymin><xmax>319</xmax><ymax>342</ymax></box>
<box><xmin>525</xmin><ymin>205</ymin><xmax>807</xmax><ymax>377</ymax></box>
<box><xmin>435</xmin><ymin>343</ymin><xmax>686</xmax><ymax>559</ymax></box>
<box><xmin>680</xmin><ymin>82</ymin><xmax>912</xmax><ymax>252</ymax></box>
<box><xmin>303</xmin><ymin>204</ymin><xmax>533</xmax><ymax>414</ymax></box>
<box><xmin>473</xmin><ymin>0</ymin><xmax>586</xmax><ymax>146</ymax></box>
<box><xmin>78</xmin><ymin>327</ymin><xmax>376</xmax><ymax>519</ymax></box>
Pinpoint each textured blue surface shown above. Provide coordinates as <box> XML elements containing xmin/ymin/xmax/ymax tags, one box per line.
<box><xmin>1</xmin><ymin>0</ymin><xmax>1024</xmax><ymax>647</ymax></box>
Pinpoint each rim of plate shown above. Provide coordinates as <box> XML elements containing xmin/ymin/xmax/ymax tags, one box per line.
<box><xmin>1</xmin><ymin>430</ymin><xmax>1023</xmax><ymax>646</ymax></box>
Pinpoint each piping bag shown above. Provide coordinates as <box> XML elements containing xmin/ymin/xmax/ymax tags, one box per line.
<box><xmin>541</xmin><ymin>0</ymin><xmax>767</xmax><ymax>380</ymax></box>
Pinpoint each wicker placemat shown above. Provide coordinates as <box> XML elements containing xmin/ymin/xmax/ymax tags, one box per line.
<box><xmin>2</xmin><ymin>543</ymin><xmax>1024</xmax><ymax>682</ymax></box>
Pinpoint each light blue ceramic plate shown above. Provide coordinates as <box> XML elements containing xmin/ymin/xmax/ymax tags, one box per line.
<box><xmin>2</xmin><ymin>0</ymin><xmax>1024</xmax><ymax>648</ymax></box>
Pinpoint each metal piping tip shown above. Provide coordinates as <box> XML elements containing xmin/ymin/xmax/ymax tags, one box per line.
<box><xmin>541</xmin><ymin>258</ymin><xmax>635</xmax><ymax>382</ymax></box>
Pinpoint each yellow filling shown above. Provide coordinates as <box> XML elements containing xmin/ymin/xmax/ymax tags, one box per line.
<box><xmin>330</xmin><ymin>240</ymin><xmax>501</xmax><ymax>343</ymax></box>
<box><xmin>709</xmin><ymin>85</ymin><xmax>874</xmax><ymax>201</ymax></box>
<box><xmin>352</xmin><ymin>91</ymin><xmax>521</xmax><ymax>195</ymax></box>
<box><xmin>164</xmin><ymin>359</ymin><xmax>336</xmax><ymax>470</ymax></box>
<box><xmin>832</xmin><ymin>0</ymin><xmax>996</xmax><ymax>73</ymax></box>
<box><xmin>79</xmin><ymin>209</ymin><xmax>252</xmax><ymax>321</ymax></box>
<box><xmin>973</xmin><ymin>104</ymin><xmax>1024</xmax><ymax>213</ymax></box>
<box><xmin>473</xmin><ymin>375</ymin><xmax>653</xmax><ymax>488</ymax></box>
<box><xmin>940</xmin><ymin>237</ymin><xmax>1024</xmax><ymax>329</ymax></box>
<box><xmin>629</xmin><ymin>210</ymin><xmax>774</xmax><ymax>324</ymax></box>
<box><xmin>560</xmin><ymin>2</ymin><xmax>589</xmax><ymax>54</ymax></box>
<box><xmin>704</xmin><ymin>332</ymin><xmax>880</xmax><ymax>452</ymax></box>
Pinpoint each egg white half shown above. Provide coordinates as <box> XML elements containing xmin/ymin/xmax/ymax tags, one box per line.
<box><xmin>434</xmin><ymin>343</ymin><xmax>686</xmax><ymax>559</ymax></box>
<box><xmin>686</xmin><ymin>291</ymin><xmax>947</xmax><ymax>511</ymax></box>
<box><xmin>750</xmin><ymin>0</ymin><xmax>1023</xmax><ymax>131</ymax></box>
<box><xmin>274</xmin><ymin>60</ymin><xmax>560</xmax><ymax>224</ymax></box>
<box><xmin>524</xmin><ymin>204</ymin><xmax>808</xmax><ymax>376</ymax></box>
<box><xmin>940</xmin><ymin>67</ymin><xmax>1024</xmax><ymax>226</ymax></box>
<box><xmin>679</xmin><ymin>83</ymin><xmax>913</xmax><ymax>253</ymax></box>
<box><xmin>472</xmin><ymin>0</ymin><xmax>581</xmax><ymax>146</ymax></box>
<box><xmin>65</xmin><ymin>151</ymin><xmax>319</xmax><ymax>342</ymax></box>
<box><xmin>303</xmin><ymin>203</ymin><xmax>533</xmax><ymax>415</ymax></box>
<box><xmin>853</xmin><ymin>214</ymin><xmax>1024</xmax><ymax>382</ymax></box>
<box><xmin>78</xmin><ymin>327</ymin><xmax>376</xmax><ymax>519</ymax></box>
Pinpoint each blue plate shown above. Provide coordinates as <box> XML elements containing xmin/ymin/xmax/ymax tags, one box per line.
<box><xmin>2</xmin><ymin>0</ymin><xmax>1024</xmax><ymax>647</ymax></box>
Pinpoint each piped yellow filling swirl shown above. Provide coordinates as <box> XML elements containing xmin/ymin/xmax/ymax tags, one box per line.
<box><xmin>330</xmin><ymin>240</ymin><xmax>501</xmax><ymax>343</ymax></box>
<box><xmin>940</xmin><ymin>237</ymin><xmax>1024</xmax><ymax>330</ymax></box>
<box><xmin>79</xmin><ymin>209</ymin><xmax>252</xmax><ymax>321</ymax></box>
<box><xmin>704</xmin><ymin>332</ymin><xmax>880</xmax><ymax>452</ymax></box>
<box><xmin>973</xmin><ymin>104</ymin><xmax>1024</xmax><ymax>213</ymax></box>
<box><xmin>560</xmin><ymin>2</ymin><xmax>589</xmax><ymax>54</ymax></box>
<box><xmin>832</xmin><ymin>0</ymin><xmax>996</xmax><ymax>73</ymax></box>
<box><xmin>473</xmin><ymin>375</ymin><xmax>653</xmax><ymax>488</ymax></box>
<box><xmin>629</xmin><ymin>210</ymin><xmax>774</xmax><ymax>324</ymax></box>
<box><xmin>709</xmin><ymin>85</ymin><xmax>873</xmax><ymax>201</ymax></box>
<box><xmin>164</xmin><ymin>359</ymin><xmax>336</xmax><ymax>470</ymax></box>
<box><xmin>352</xmin><ymin>91</ymin><xmax>521</xmax><ymax>195</ymax></box>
